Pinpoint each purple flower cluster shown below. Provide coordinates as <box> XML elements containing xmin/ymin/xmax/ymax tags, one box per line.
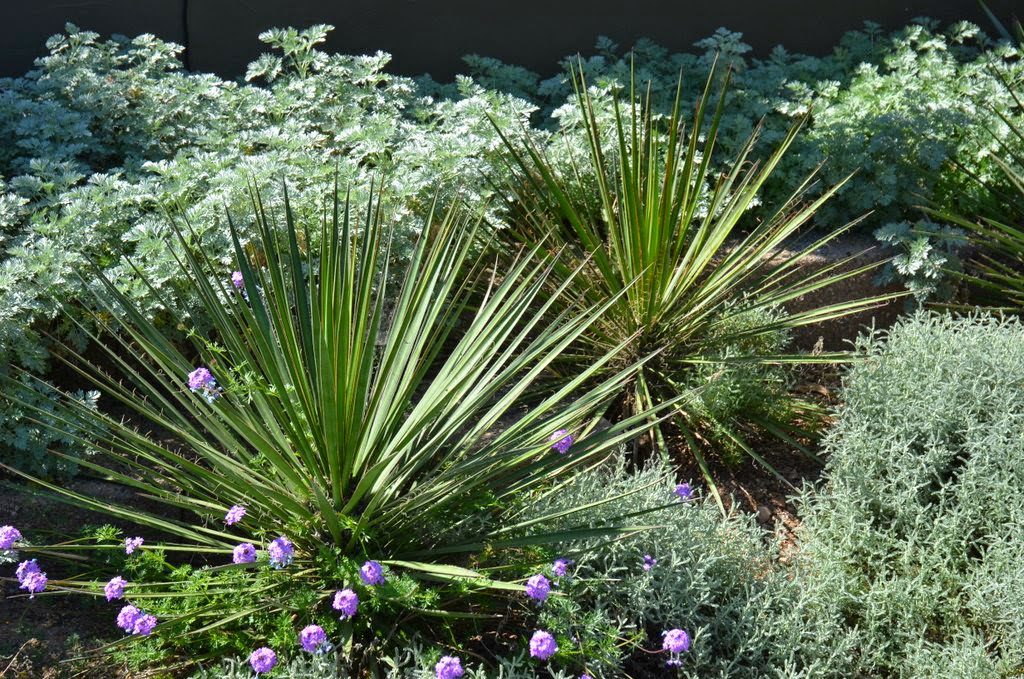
<box><xmin>525</xmin><ymin>574</ymin><xmax>551</xmax><ymax>602</ymax></box>
<box><xmin>529</xmin><ymin>630</ymin><xmax>558</xmax><ymax>660</ymax></box>
<box><xmin>435</xmin><ymin>655</ymin><xmax>464</xmax><ymax>679</ymax></box>
<box><xmin>124</xmin><ymin>536</ymin><xmax>144</xmax><ymax>555</ymax></box>
<box><xmin>359</xmin><ymin>560</ymin><xmax>385</xmax><ymax>586</ymax></box>
<box><xmin>134</xmin><ymin>614</ymin><xmax>158</xmax><ymax>636</ymax></box>
<box><xmin>187</xmin><ymin>366</ymin><xmax>221</xmax><ymax>404</ymax></box>
<box><xmin>116</xmin><ymin>605</ymin><xmax>157</xmax><ymax>636</ymax></box>
<box><xmin>16</xmin><ymin>559</ymin><xmax>39</xmax><ymax>581</ymax></box>
<box><xmin>642</xmin><ymin>554</ymin><xmax>657</xmax><ymax>571</ymax></box>
<box><xmin>187</xmin><ymin>367</ymin><xmax>216</xmax><ymax>391</ymax></box>
<box><xmin>662</xmin><ymin>628</ymin><xmax>691</xmax><ymax>666</ymax></box>
<box><xmin>249</xmin><ymin>647</ymin><xmax>277</xmax><ymax>675</ymax></box>
<box><xmin>104</xmin><ymin>576</ymin><xmax>128</xmax><ymax>601</ymax></box>
<box><xmin>0</xmin><ymin>525</ymin><xmax>21</xmax><ymax>550</ymax></box>
<box><xmin>16</xmin><ymin>559</ymin><xmax>47</xmax><ymax>597</ymax></box>
<box><xmin>268</xmin><ymin>536</ymin><xmax>294</xmax><ymax>569</ymax></box>
<box><xmin>233</xmin><ymin>542</ymin><xmax>257</xmax><ymax>564</ymax></box>
<box><xmin>299</xmin><ymin>624</ymin><xmax>329</xmax><ymax>653</ymax></box>
<box><xmin>674</xmin><ymin>483</ymin><xmax>694</xmax><ymax>502</ymax></box>
<box><xmin>332</xmin><ymin>588</ymin><xmax>359</xmax><ymax>619</ymax></box>
<box><xmin>549</xmin><ymin>429</ymin><xmax>573</xmax><ymax>454</ymax></box>
<box><xmin>551</xmin><ymin>558</ymin><xmax>572</xmax><ymax>577</ymax></box>
<box><xmin>224</xmin><ymin>504</ymin><xmax>247</xmax><ymax>526</ymax></box>
<box><xmin>231</xmin><ymin>271</ymin><xmax>245</xmax><ymax>290</ymax></box>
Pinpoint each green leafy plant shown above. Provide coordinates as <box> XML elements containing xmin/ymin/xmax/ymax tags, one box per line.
<box><xmin>2</xmin><ymin>183</ymin><xmax>669</xmax><ymax>668</ymax></box>
<box><xmin>490</xmin><ymin>66</ymin><xmax>901</xmax><ymax>502</ymax></box>
<box><xmin>925</xmin><ymin>21</ymin><xmax>1024</xmax><ymax>312</ymax></box>
<box><xmin>873</xmin><ymin>219</ymin><xmax>966</xmax><ymax>306</ymax></box>
<box><xmin>0</xmin><ymin>375</ymin><xmax>100</xmax><ymax>477</ymax></box>
<box><xmin>191</xmin><ymin>644</ymin><xmax>576</xmax><ymax>679</ymax></box>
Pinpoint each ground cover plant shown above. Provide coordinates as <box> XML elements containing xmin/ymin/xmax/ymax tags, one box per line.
<box><xmin>785</xmin><ymin>312</ymin><xmax>1024</xmax><ymax>676</ymax></box>
<box><xmin>492</xmin><ymin>65</ymin><xmax>901</xmax><ymax>500</ymax></box>
<box><xmin>0</xmin><ymin>183</ymin><xmax>680</xmax><ymax>673</ymax></box>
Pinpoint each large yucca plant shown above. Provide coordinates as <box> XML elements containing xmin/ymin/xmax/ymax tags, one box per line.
<box><xmin>489</xmin><ymin>65</ymin><xmax>902</xmax><ymax>504</ymax></box>
<box><xmin>1</xmin><ymin>184</ymin><xmax>669</xmax><ymax>667</ymax></box>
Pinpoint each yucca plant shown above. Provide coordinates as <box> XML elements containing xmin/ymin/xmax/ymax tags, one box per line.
<box><xmin>489</xmin><ymin>65</ymin><xmax>902</xmax><ymax>504</ymax></box>
<box><xmin>0</xmin><ymin>183</ymin><xmax>670</xmax><ymax>669</ymax></box>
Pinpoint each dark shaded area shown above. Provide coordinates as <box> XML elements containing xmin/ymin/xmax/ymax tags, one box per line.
<box><xmin>0</xmin><ymin>0</ymin><xmax>1020</xmax><ymax>80</ymax></box>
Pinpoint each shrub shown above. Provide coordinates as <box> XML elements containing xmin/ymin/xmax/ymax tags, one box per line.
<box><xmin>788</xmin><ymin>313</ymin><xmax>1024</xmax><ymax>676</ymax></box>
<box><xmin>924</xmin><ymin>20</ymin><xmax>1024</xmax><ymax>313</ymax></box>
<box><xmin>458</xmin><ymin>20</ymin><xmax>1024</xmax><ymax>230</ymax></box>
<box><xmin>492</xmin><ymin>66</ymin><xmax>898</xmax><ymax>499</ymax></box>
<box><xmin>873</xmin><ymin>219</ymin><xmax>966</xmax><ymax>306</ymax></box>
<box><xmin>1</xmin><ymin>185</ymin><xmax>667</xmax><ymax>670</ymax></box>
<box><xmin>4</xmin><ymin>19</ymin><xmax>1022</xmax><ymax>478</ymax></box>
<box><xmin>0</xmin><ymin>375</ymin><xmax>100</xmax><ymax>477</ymax></box>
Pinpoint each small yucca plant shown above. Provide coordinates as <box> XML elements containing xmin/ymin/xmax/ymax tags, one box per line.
<box><xmin>489</xmin><ymin>65</ymin><xmax>902</xmax><ymax>504</ymax></box>
<box><xmin>1</xmin><ymin>183</ymin><xmax>670</xmax><ymax>668</ymax></box>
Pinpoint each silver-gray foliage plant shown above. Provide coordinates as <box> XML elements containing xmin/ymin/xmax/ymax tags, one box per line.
<box><xmin>516</xmin><ymin>313</ymin><xmax>1024</xmax><ymax>677</ymax></box>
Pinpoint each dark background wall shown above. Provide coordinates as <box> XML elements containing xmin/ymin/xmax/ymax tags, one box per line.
<box><xmin>1</xmin><ymin>1</ymin><xmax>1020</xmax><ymax>80</ymax></box>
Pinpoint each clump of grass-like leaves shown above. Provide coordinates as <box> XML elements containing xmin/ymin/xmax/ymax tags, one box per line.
<box><xmin>490</xmin><ymin>64</ymin><xmax>901</xmax><ymax>503</ymax></box>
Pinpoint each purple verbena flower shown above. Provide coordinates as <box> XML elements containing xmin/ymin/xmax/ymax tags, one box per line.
<box><xmin>548</xmin><ymin>429</ymin><xmax>573</xmax><ymax>454</ymax></box>
<box><xmin>529</xmin><ymin>630</ymin><xmax>558</xmax><ymax>660</ymax></box>
<box><xmin>187</xmin><ymin>367</ymin><xmax>221</xmax><ymax>403</ymax></box>
<box><xmin>359</xmin><ymin>560</ymin><xmax>385</xmax><ymax>585</ymax></box>
<box><xmin>233</xmin><ymin>542</ymin><xmax>257</xmax><ymax>564</ymax></box>
<box><xmin>332</xmin><ymin>588</ymin><xmax>359</xmax><ymax>619</ymax></box>
<box><xmin>231</xmin><ymin>271</ymin><xmax>245</xmax><ymax>290</ymax></box>
<box><xmin>674</xmin><ymin>483</ymin><xmax>694</xmax><ymax>502</ymax></box>
<box><xmin>19</xmin><ymin>570</ymin><xmax>47</xmax><ymax>597</ymax></box>
<box><xmin>662</xmin><ymin>628</ymin><xmax>691</xmax><ymax>654</ymax></box>
<box><xmin>15</xmin><ymin>559</ymin><xmax>39</xmax><ymax>583</ymax></box>
<box><xmin>224</xmin><ymin>504</ymin><xmax>247</xmax><ymax>526</ymax></box>
<box><xmin>525</xmin><ymin>573</ymin><xmax>551</xmax><ymax>602</ymax></box>
<box><xmin>267</xmin><ymin>536</ymin><xmax>294</xmax><ymax>569</ymax></box>
<box><xmin>552</xmin><ymin>558</ymin><xmax>572</xmax><ymax>577</ymax></box>
<box><xmin>642</xmin><ymin>554</ymin><xmax>657</xmax><ymax>571</ymax></box>
<box><xmin>104</xmin><ymin>576</ymin><xmax>127</xmax><ymax>601</ymax></box>
<box><xmin>133</xmin><ymin>614</ymin><xmax>158</xmax><ymax>636</ymax></box>
<box><xmin>0</xmin><ymin>525</ymin><xmax>21</xmax><ymax>550</ymax></box>
<box><xmin>187</xmin><ymin>367</ymin><xmax>215</xmax><ymax>391</ymax></box>
<box><xmin>299</xmin><ymin>624</ymin><xmax>328</xmax><ymax>653</ymax></box>
<box><xmin>116</xmin><ymin>605</ymin><xmax>142</xmax><ymax>632</ymax></box>
<box><xmin>580</xmin><ymin>675</ymin><xmax>593</xmax><ymax>679</ymax></box>
<box><xmin>249</xmin><ymin>647</ymin><xmax>277</xmax><ymax>675</ymax></box>
<box><xmin>124</xmin><ymin>536</ymin><xmax>144</xmax><ymax>555</ymax></box>
<box><xmin>435</xmin><ymin>655</ymin><xmax>464</xmax><ymax>679</ymax></box>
